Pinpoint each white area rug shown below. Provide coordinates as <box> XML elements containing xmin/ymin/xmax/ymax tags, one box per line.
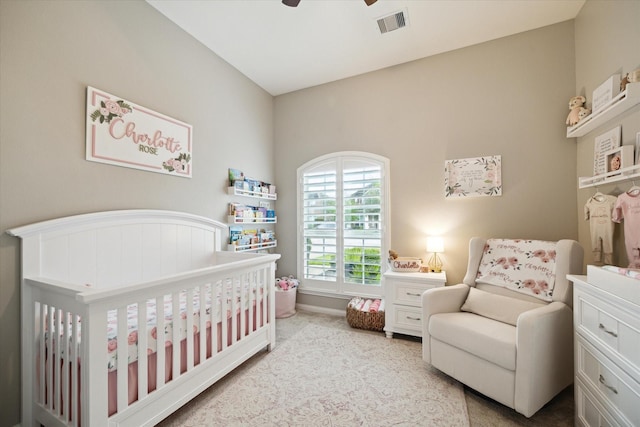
<box><xmin>161</xmin><ymin>323</ymin><xmax>469</xmax><ymax>426</ymax></box>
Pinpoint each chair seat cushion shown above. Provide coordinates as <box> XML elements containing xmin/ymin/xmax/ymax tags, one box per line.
<box><xmin>429</xmin><ymin>312</ymin><xmax>516</xmax><ymax>370</ymax></box>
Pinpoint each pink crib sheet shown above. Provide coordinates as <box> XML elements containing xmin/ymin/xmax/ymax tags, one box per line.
<box><xmin>105</xmin><ymin>281</ymin><xmax>263</xmax><ymax>371</ymax></box>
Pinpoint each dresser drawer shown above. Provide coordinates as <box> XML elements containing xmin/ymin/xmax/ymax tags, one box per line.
<box><xmin>575</xmin><ymin>286</ymin><xmax>640</xmax><ymax>379</ymax></box>
<box><xmin>576</xmin><ymin>336</ymin><xmax>640</xmax><ymax>427</ymax></box>
<box><xmin>576</xmin><ymin>378</ymin><xmax>620</xmax><ymax>427</ymax></box>
<box><xmin>392</xmin><ymin>305</ymin><xmax>423</xmax><ymax>332</ymax></box>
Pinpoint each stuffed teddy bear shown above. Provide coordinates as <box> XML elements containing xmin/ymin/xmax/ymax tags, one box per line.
<box><xmin>621</xmin><ymin>68</ymin><xmax>640</xmax><ymax>91</ymax></box>
<box><xmin>566</xmin><ymin>95</ymin><xmax>586</xmax><ymax>126</ymax></box>
<box><xmin>578</xmin><ymin>106</ymin><xmax>591</xmax><ymax>121</ymax></box>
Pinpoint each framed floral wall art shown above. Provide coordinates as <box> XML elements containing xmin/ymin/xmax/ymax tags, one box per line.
<box><xmin>86</xmin><ymin>86</ymin><xmax>193</xmax><ymax>178</ymax></box>
<box><xmin>445</xmin><ymin>155</ymin><xmax>502</xmax><ymax>198</ymax></box>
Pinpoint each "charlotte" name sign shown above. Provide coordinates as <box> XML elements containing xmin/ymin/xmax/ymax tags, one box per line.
<box><xmin>86</xmin><ymin>86</ymin><xmax>192</xmax><ymax>178</ymax></box>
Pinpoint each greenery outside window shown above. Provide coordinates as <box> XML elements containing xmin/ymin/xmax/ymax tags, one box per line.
<box><xmin>297</xmin><ymin>152</ymin><xmax>390</xmax><ymax>297</ymax></box>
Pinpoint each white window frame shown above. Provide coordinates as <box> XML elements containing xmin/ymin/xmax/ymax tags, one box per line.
<box><xmin>297</xmin><ymin>151</ymin><xmax>390</xmax><ymax>298</ymax></box>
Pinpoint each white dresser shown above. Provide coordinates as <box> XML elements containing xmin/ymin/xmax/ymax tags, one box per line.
<box><xmin>568</xmin><ymin>270</ymin><xmax>640</xmax><ymax>427</ymax></box>
<box><xmin>383</xmin><ymin>270</ymin><xmax>446</xmax><ymax>338</ymax></box>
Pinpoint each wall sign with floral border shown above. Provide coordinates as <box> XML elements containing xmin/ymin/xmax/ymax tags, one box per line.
<box><xmin>444</xmin><ymin>155</ymin><xmax>502</xmax><ymax>198</ymax></box>
<box><xmin>86</xmin><ymin>86</ymin><xmax>192</xmax><ymax>178</ymax></box>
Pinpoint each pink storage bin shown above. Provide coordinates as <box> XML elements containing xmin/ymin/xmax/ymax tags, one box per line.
<box><xmin>275</xmin><ymin>288</ymin><xmax>297</xmax><ymax>318</ymax></box>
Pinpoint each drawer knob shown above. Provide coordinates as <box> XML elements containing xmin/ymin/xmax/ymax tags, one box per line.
<box><xmin>406</xmin><ymin>292</ymin><xmax>421</xmax><ymax>297</ymax></box>
<box><xmin>598</xmin><ymin>323</ymin><xmax>618</xmax><ymax>338</ymax></box>
<box><xmin>407</xmin><ymin>316</ymin><xmax>421</xmax><ymax>321</ymax></box>
<box><xmin>599</xmin><ymin>374</ymin><xmax>618</xmax><ymax>394</ymax></box>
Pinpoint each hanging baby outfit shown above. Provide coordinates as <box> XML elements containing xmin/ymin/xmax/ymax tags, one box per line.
<box><xmin>612</xmin><ymin>188</ymin><xmax>640</xmax><ymax>268</ymax></box>
<box><xmin>584</xmin><ymin>193</ymin><xmax>617</xmax><ymax>264</ymax></box>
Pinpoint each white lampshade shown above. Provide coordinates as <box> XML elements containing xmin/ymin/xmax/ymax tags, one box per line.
<box><xmin>426</xmin><ymin>236</ymin><xmax>444</xmax><ymax>253</ymax></box>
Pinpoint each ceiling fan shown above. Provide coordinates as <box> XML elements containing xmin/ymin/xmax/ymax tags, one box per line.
<box><xmin>283</xmin><ymin>0</ymin><xmax>377</xmax><ymax>6</ymax></box>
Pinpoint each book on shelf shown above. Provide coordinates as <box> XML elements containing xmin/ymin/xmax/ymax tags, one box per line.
<box><xmin>228</xmin><ymin>168</ymin><xmax>245</xmax><ymax>186</ymax></box>
<box><xmin>229</xmin><ymin>225</ymin><xmax>242</xmax><ymax>244</ymax></box>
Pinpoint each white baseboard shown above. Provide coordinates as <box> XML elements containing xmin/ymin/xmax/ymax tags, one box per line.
<box><xmin>295</xmin><ymin>303</ymin><xmax>345</xmax><ymax>317</ymax></box>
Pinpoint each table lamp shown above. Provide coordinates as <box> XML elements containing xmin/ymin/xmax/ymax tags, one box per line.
<box><xmin>426</xmin><ymin>236</ymin><xmax>444</xmax><ymax>273</ymax></box>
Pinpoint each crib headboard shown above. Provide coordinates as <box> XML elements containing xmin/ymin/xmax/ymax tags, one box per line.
<box><xmin>7</xmin><ymin>210</ymin><xmax>228</xmax><ymax>288</ymax></box>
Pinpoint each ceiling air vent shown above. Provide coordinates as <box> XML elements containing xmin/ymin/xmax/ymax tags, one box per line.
<box><xmin>377</xmin><ymin>10</ymin><xmax>407</xmax><ymax>34</ymax></box>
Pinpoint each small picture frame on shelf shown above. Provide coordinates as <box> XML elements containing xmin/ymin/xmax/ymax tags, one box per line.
<box><xmin>592</xmin><ymin>74</ymin><xmax>621</xmax><ymax>114</ymax></box>
<box><xmin>604</xmin><ymin>145</ymin><xmax>634</xmax><ymax>176</ymax></box>
<box><xmin>594</xmin><ymin>126</ymin><xmax>621</xmax><ymax>176</ymax></box>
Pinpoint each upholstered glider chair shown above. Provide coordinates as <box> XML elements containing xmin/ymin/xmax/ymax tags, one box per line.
<box><xmin>421</xmin><ymin>237</ymin><xmax>583</xmax><ymax>418</ymax></box>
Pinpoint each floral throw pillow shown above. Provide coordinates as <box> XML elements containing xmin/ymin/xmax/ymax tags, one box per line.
<box><xmin>476</xmin><ymin>239</ymin><xmax>557</xmax><ymax>302</ymax></box>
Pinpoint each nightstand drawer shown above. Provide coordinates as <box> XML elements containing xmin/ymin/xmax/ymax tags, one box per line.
<box><xmin>577</xmin><ymin>336</ymin><xmax>640</xmax><ymax>427</ymax></box>
<box><xmin>383</xmin><ymin>270</ymin><xmax>446</xmax><ymax>339</ymax></box>
<box><xmin>393</xmin><ymin>306</ymin><xmax>423</xmax><ymax>331</ymax></box>
<box><xmin>393</xmin><ymin>283</ymin><xmax>432</xmax><ymax>306</ymax></box>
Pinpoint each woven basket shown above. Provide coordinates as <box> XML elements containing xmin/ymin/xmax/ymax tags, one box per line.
<box><xmin>346</xmin><ymin>303</ymin><xmax>385</xmax><ymax>332</ymax></box>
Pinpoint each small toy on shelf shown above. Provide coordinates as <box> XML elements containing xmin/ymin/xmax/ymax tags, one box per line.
<box><xmin>566</xmin><ymin>95</ymin><xmax>587</xmax><ymax>126</ymax></box>
<box><xmin>620</xmin><ymin>69</ymin><xmax>640</xmax><ymax>91</ymax></box>
<box><xmin>578</xmin><ymin>106</ymin><xmax>592</xmax><ymax>121</ymax></box>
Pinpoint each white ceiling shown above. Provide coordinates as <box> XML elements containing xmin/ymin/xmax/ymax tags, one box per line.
<box><xmin>147</xmin><ymin>0</ymin><xmax>585</xmax><ymax>96</ymax></box>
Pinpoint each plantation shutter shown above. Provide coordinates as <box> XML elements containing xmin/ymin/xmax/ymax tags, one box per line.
<box><xmin>300</xmin><ymin>153</ymin><xmax>387</xmax><ymax>294</ymax></box>
<box><xmin>342</xmin><ymin>160</ymin><xmax>382</xmax><ymax>285</ymax></box>
<box><xmin>302</xmin><ymin>161</ymin><xmax>338</xmax><ymax>282</ymax></box>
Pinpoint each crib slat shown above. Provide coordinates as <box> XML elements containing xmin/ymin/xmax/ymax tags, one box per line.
<box><xmin>54</xmin><ymin>308</ymin><xmax>61</xmax><ymax>415</ymax></box>
<box><xmin>138</xmin><ymin>300</ymin><xmax>148</xmax><ymax>401</ymax></box>
<box><xmin>220</xmin><ymin>282</ymin><xmax>227</xmax><ymax>351</ymax></box>
<box><xmin>240</xmin><ymin>274</ymin><xmax>246</xmax><ymax>338</ymax></box>
<box><xmin>199</xmin><ymin>284</ymin><xmax>206</xmax><ymax>364</ymax></box>
<box><xmin>249</xmin><ymin>273</ymin><xmax>260</xmax><ymax>332</ymax></box>
<box><xmin>263</xmin><ymin>267</ymin><xmax>269</xmax><ymax>328</ymax></box>
<box><xmin>186</xmin><ymin>288</ymin><xmax>194</xmax><ymax>371</ymax></box>
<box><xmin>117</xmin><ymin>306</ymin><xmax>128</xmax><ymax>412</ymax></box>
<box><xmin>38</xmin><ymin>303</ymin><xmax>46</xmax><ymax>406</ymax></box>
<box><xmin>156</xmin><ymin>295</ymin><xmax>166</xmax><ymax>390</ymax></box>
<box><xmin>231</xmin><ymin>278</ymin><xmax>237</xmax><ymax>345</ymax></box>
<box><xmin>71</xmin><ymin>314</ymin><xmax>79</xmax><ymax>427</ymax></box>
<box><xmin>210</xmin><ymin>285</ymin><xmax>218</xmax><ymax>356</ymax></box>
<box><xmin>61</xmin><ymin>309</ymin><xmax>69</xmax><ymax>422</ymax></box>
<box><xmin>258</xmin><ymin>270</ymin><xmax>265</xmax><ymax>328</ymax></box>
<box><xmin>172</xmin><ymin>291</ymin><xmax>180</xmax><ymax>380</ymax></box>
<box><xmin>46</xmin><ymin>305</ymin><xmax>54</xmax><ymax>411</ymax></box>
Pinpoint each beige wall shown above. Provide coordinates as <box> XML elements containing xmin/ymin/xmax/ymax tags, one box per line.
<box><xmin>574</xmin><ymin>0</ymin><xmax>640</xmax><ymax>268</ymax></box>
<box><xmin>274</xmin><ymin>21</ymin><xmax>579</xmax><ymax>310</ymax></box>
<box><xmin>0</xmin><ymin>1</ymin><xmax>274</xmax><ymax>424</ymax></box>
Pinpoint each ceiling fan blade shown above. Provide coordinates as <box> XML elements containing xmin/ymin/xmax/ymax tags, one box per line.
<box><xmin>282</xmin><ymin>0</ymin><xmax>301</xmax><ymax>7</ymax></box>
<box><xmin>364</xmin><ymin>0</ymin><xmax>377</xmax><ymax>5</ymax></box>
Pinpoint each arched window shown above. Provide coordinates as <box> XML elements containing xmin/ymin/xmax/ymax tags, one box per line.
<box><xmin>297</xmin><ymin>152</ymin><xmax>390</xmax><ymax>297</ymax></box>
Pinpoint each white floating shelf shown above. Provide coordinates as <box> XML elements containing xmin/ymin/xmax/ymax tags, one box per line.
<box><xmin>578</xmin><ymin>164</ymin><xmax>640</xmax><ymax>189</ymax></box>
<box><xmin>227</xmin><ymin>215</ymin><xmax>276</xmax><ymax>224</ymax></box>
<box><xmin>567</xmin><ymin>83</ymin><xmax>640</xmax><ymax>138</ymax></box>
<box><xmin>228</xmin><ymin>241</ymin><xmax>277</xmax><ymax>252</ymax></box>
<box><xmin>228</xmin><ymin>186</ymin><xmax>277</xmax><ymax>200</ymax></box>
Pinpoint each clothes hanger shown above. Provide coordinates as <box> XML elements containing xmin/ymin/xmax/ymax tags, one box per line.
<box><xmin>593</xmin><ymin>186</ymin><xmax>605</xmax><ymax>201</ymax></box>
<box><xmin>627</xmin><ymin>180</ymin><xmax>640</xmax><ymax>196</ymax></box>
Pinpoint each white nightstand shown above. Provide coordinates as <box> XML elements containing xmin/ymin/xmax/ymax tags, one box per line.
<box><xmin>383</xmin><ymin>270</ymin><xmax>446</xmax><ymax>338</ymax></box>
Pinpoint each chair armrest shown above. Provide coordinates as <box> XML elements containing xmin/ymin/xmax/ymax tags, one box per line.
<box><xmin>421</xmin><ymin>284</ymin><xmax>470</xmax><ymax>364</ymax></box>
<box><xmin>514</xmin><ymin>301</ymin><xmax>573</xmax><ymax>417</ymax></box>
<box><xmin>421</xmin><ymin>283</ymin><xmax>470</xmax><ymax>316</ymax></box>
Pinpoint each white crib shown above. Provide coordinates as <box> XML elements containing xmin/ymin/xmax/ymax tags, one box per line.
<box><xmin>7</xmin><ymin>210</ymin><xmax>280</xmax><ymax>427</ymax></box>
